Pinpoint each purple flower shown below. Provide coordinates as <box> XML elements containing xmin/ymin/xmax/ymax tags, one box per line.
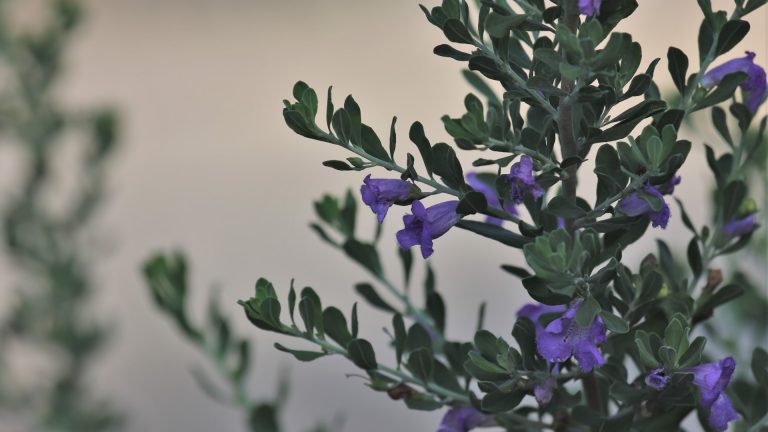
<box><xmin>466</xmin><ymin>172</ymin><xmax>518</xmax><ymax>225</ymax></box>
<box><xmin>689</xmin><ymin>357</ymin><xmax>740</xmax><ymax>431</ymax></box>
<box><xmin>360</xmin><ymin>175</ymin><xmax>414</xmax><ymax>224</ymax></box>
<box><xmin>722</xmin><ymin>213</ymin><xmax>758</xmax><ymax>240</ymax></box>
<box><xmin>616</xmin><ymin>183</ymin><xmax>671</xmax><ymax>229</ymax></box>
<box><xmin>396</xmin><ymin>200</ymin><xmax>461</xmax><ymax>259</ymax></box>
<box><xmin>505</xmin><ymin>156</ymin><xmax>544</xmax><ymax>205</ymax></box>
<box><xmin>701</xmin><ymin>51</ymin><xmax>767</xmax><ymax>113</ymax></box>
<box><xmin>518</xmin><ymin>301</ymin><xmax>607</xmax><ymax>372</ymax></box>
<box><xmin>517</xmin><ymin>303</ymin><xmax>567</xmax><ymax>329</ymax></box>
<box><xmin>534</xmin><ymin>376</ymin><xmax>557</xmax><ymax>405</ymax></box>
<box><xmin>578</xmin><ymin>0</ymin><xmax>602</xmax><ymax>16</ymax></box>
<box><xmin>437</xmin><ymin>406</ymin><xmax>487</xmax><ymax>432</ymax></box>
<box><xmin>645</xmin><ymin>368</ymin><xmax>670</xmax><ymax>390</ymax></box>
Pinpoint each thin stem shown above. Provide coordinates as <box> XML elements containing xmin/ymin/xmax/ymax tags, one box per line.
<box><xmin>304</xmin><ymin>330</ymin><xmax>470</xmax><ymax>403</ymax></box>
<box><xmin>201</xmin><ymin>336</ymin><xmax>255</xmax><ymax>410</ymax></box>
<box><xmin>557</xmin><ymin>0</ymin><xmax>605</xmax><ymax>415</ymax></box>
<box><xmin>320</xmin><ymin>131</ymin><xmax>523</xmax><ymax>225</ymax></box>
<box><xmin>573</xmin><ymin>173</ymin><xmax>651</xmax><ymax>228</ymax></box>
<box><xmin>486</xmin><ymin>137</ymin><xmax>559</xmax><ymax>169</ymax></box>
<box><xmin>558</xmin><ymin>0</ymin><xmax>580</xmax><ymax>232</ymax></box>
<box><xmin>474</xmin><ymin>43</ymin><xmax>559</xmax><ymax>118</ymax></box>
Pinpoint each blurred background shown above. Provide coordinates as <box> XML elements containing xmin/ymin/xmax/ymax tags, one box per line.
<box><xmin>0</xmin><ymin>0</ymin><xmax>765</xmax><ymax>431</ymax></box>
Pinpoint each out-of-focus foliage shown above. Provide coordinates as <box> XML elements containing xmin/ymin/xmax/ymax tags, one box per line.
<box><xmin>142</xmin><ymin>253</ymin><xmax>342</xmax><ymax>432</ymax></box>
<box><xmin>0</xmin><ymin>0</ymin><xmax>122</xmax><ymax>431</ymax></box>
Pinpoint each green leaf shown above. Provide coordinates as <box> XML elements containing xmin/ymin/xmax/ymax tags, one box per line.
<box><xmin>354</xmin><ymin>283</ymin><xmax>397</xmax><ymax>313</ymax></box>
<box><xmin>663</xmin><ymin>318</ymin><xmax>686</xmax><ymax>357</ymax></box>
<box><xmin>298</xmin><ymin>296</ymin><xmax>317</xmax><ymax>336</ymax></box>
<box><xmin>432</xmin><ymin>143</ymin><xmax>466</xmax><ymax>190</ymax></box>
<box><xmin>393</xmin><ymin>314</ymin><xmax>406</xmax><ymax>367</ymax></box>
<box><xmin>484</xmin><ymin>12</ymin><xmax>526</xmax><ymax>38</ymax></box>
<box><xmin>512</xmin><ymin>318</ymin><xmax>538</xmax><ymax>370</ymax></box>
<box><xmin>332</xmin><ymin>109</ymin><xmax>352</xmax><ymax>144</ymax></box>
<box><xmin>711</xmin><ymin>106</ymin><xmax>733</xmax><ymax>147</ymax></box>
<box><xmin>292</xmin><ymin>81</ymin><xmax>310</xmax><ymax>100</ymax></box>
<box><xmin>546</xmin><ymin>195</ymin><xmax>587</xmax><ymax>218</ymax></box>
<box><xmin>326</xmin><ymin>86</ymin><xmax>334</xmax><ymax>129</ymax></box>
<box><xmin>323</xmin><ymin>307</ymin><xmax>353</xmax><ymax>347</ymax></box>
<box><xmin>678</xmin><ymin>336</ymin><xmax>706</xmax><ymax>368</ymax></box>
<box><xmin>284</xmin><ymin>109</ymin><xmax>318</xmax><ymax>140</ymax></box>
<box><xmin>343</xmin><ymin>239</ymin><xmax>383</xmax><ymax>277</ymax></box>
<box><xmin>407</xmin><ymin>348</ymin><xmax>434</xmax><ymax>382</ymax></box>
<box><xmin>426</xmin><ymin>292</ymin><xmax>446</xmax><ymax>333</ymax></box>
<box><xmin>249</xmin><ymin>404</ymin><xmax>280</xmax><ymax>432</ymax></box>
<box><xmin>687</xmin><ymin>238</ymin><xmax>703</xmax><ymax>281</ymax></box>
<box><xmin>698</xmin><ymin>17</ymin><xmax>714</xmax><ymax>64</ymax></box>
<box><xmin>288</xmin><ymin>281</ymin><xmax>297</xmax><ymax>324</ymax></box>
<box><xmin>667</xmin><ymin>47</ymin><xmax>689</xmax><ymax>94</ymax></box>
<box><xmin>321</xmin><ymin>160</ymin><xmax>355</xmax><ymax>171</ymax></box>
<box><xmin>409</xmin><ymin>122</ymin><xmax>433</xmax><ymax>177</ymax></box>
<box><xmin>634</xmin><ymin>331</ymin><xmax>659</xmax><ymax>368</ymax></box>
<box><xmin>481</xmin><ymin>390</ymin><xmax>525</xmax><ymax>413</ymax></box>
<box><xmin>259</xmin><ymin>298</ymin><xmax>282</xmax><ymax>327</ymax></box>
<box><xmin>462</xmin><ymin>70</ymin><xmax>501</xmax><ymax>107</ymax></box>
<box><xmin>389</xmin><ymin>116</ymin><xmax>398</xmax><ymax>158</ymax></box>
<box><xmin>456</xmin><ymin>191</ymin><xmax>488</xmax><ymax>215</ymax></box>
<box><xmin>752</xmin><ymin>347</ymin><xmax>768</xmax><ymax>386</ymax></box>
<box><xmin>398</xmin><ymin>247</ymin><xmax>413</xmax><ymax>287</ymax></box>
<box><xmin>575</xmin><ymin>296</ymin><xmax>600</xmax><ymax>327</ymax></box>
<box><xmin>300</xmin><ymin>87</ymin><xmax>319</xmax><ymax>119</ymax></box>
<box><xmin>696</xmin><ymin>72</ymin><xmax>748</xmax><ymax>111</ymax></box>
<box><xmin>599</xmin><ymin>310</ymin><xmax>629</xmax><ymax>334</ymax></box>
<box><xmin>360</xmin><ymin>124</ymin><xmax>392</xmax><ymax>161</ymax></box>
<box><xmin>434</xmin><ymin>44</ymin><xmax>472</xmax><ymax>61</ymax></box>
<box><xmin>695</xmin><ymin>284</ymin><xmax>744</xmax><ymax>316</ymax></box>
<box><xmin>406</xmin><ymin>323</ymin><xmax>433</xmax><ymax>353</ymax></box>
<box><xmin>455</xmin><ymin>220</ymin><xmax>531</xmax><ymax>248</ymax></box>
<box><xmin>442</xmin><ymin>18</ymin><xmax>474</xmax><ymax>44</ymax></box>
<box><xmin>274</xmin><ymin>343</ymin><xmax>326</xmax><ymax>362</ymax></box>
<box><xmin>559</xmin><ymin>62</ymin><xmax>582</xmax><ymax>81</ymax></box>
<box><xmin>351</xmin><ymin>302</ymin><xmax>359</xmax><ymax>337</ymax></box>
<box><xmin>347</xmin><ymin>338</ymin><xmax>378</xmax><ymax>370</ymax></box>
<box><xmin>716</xmin><ymin>20</ymin><xmax>750</xmax><ymax>55</ymax></box>
<box><xmin>501</xmin><ymin>264</ymin><xmax>531</xmax><ymax>279</ymax></box>
<box><xmin>344</xmin><ymin>96</ymin><xmax>362</xmax><ymax>145</ymax></box>
<box><xmin>473</xmin><ymin>330</ymin><xmax>498</xmax><ymax>359</ymax></box>
<box><xmin>658</xmin><ymin>346</ymin><xmax>677</xmax><ymax>367</ymax></box>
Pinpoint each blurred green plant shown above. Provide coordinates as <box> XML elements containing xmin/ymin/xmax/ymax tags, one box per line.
<box><xmin>143</xmin><ymin>253</ymin><xmax>286</xmax><ymax>432</ymax></box>
<box><xmin>0</xmin><ymin>0</ymin><xmax>122</xmax><ymax>430</ymax></box>
<box><xmin>142</xmin><ymin>252</ymin><xmax>341</xmax><ymax>432</ymax></box>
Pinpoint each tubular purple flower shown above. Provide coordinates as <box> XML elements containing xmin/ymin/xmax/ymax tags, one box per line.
<box><xmin>578</xmin><ymin>0</ymin><xmax>602</xmax><ymax>16</ymax></box>
<box><xmin>689</xmin><ymin>357</ymin><xmax>739</xmax><ymax>431</ymax></box>
<box><xmin>518</xmin><ymin>301</ymin><xmax>607</xmax><ymax>372</ymax></box>
<box><xmin>722</xmin><ymin>213</ymin><xmax>758</xmax><ymax>240</ymax></box>
<box><xmin>645</xmin><ymin>368</ymin><xmax>670</xmax><ymax>390</ymax></box>
<box><xmin>360</xmin><ymin>175</ymin><xmax>414</xmax><ymax>224</ymax></box>
<box><xmin>466</xmin><ymin>172</ymin><xmax>517</xmax><ymax>225</ymax></box>
<box><xmin>505</xmin><ymin>156</ymin><xmax>544</xmax><ymax>205</ymax></box>
<box><xmin>396</xmin><ymin>200</ymin><xmax>461</xmax><ymax>259</ymax></box>
<box><xmin>616</xmin><ymin>183</ymin><xmax>671</xmax><ymax>229</ymax></box>
<box><xmin>517</xmin><ymin>303</ymin><xmax>567</xmax><ymax>329</ymax></box>
<box><xmin>701</xmin><ymin>51</ymin><xmax>767</xmax><ymax>113</ymax></box>
<box><xmin>437</xmin><ymin>406</ymin><xmax>487</xmax><ymax>432</ymax></box>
